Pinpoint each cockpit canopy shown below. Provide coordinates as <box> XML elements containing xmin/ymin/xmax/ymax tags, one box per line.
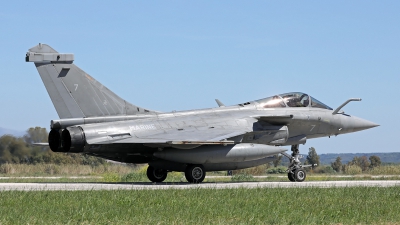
<box><xmin>255</xmin><ymin>92</ymin><xmax>332</xmax><ymax>110</ymax></box>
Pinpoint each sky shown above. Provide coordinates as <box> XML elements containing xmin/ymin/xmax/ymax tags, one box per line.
<box><xmin>0</xmin><ymin>1</ymin><xmax>399</xmax><ymax>154</ymax></box>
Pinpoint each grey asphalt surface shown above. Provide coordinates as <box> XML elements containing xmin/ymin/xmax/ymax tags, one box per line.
<box><xmin>1</xmin><ymin>181</ymin><xmax>400</xmax><ymax>191</ymax></box>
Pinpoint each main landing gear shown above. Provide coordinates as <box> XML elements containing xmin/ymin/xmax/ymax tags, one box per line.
<box><xmin>281</xmin><ymin>144</ymin><xmax>316</xmax><ymax>182</ymax></box>
<box><xmin>185</xmin><ymin>164</ymin><xmax>206</xmax><ymax>183</ymax></box>
<box><xmin>146</xmin><ymin>166</ymin><xmax>168</xmax><ymax>182</ymax></box>
<box><xmin>146</xmin><ymin>164</ymin><xmax>206</xmax><ymax>183</ymax></box>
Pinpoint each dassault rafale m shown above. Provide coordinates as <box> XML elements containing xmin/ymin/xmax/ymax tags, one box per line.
<box><xmin>26</xmin><ymin>43</ymin><xmax>378</xmax><ymax>183</ymax></box>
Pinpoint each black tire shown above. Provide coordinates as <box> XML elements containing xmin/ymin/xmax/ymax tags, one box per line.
<box><xmin>288</xmin><ymin>172</ymin><xmax>295</xmax><ymax>182</ymax></box>
<box><xmin>294</xmin><ymin>169</ymin><xmax>306</xmax><ymax>182</ymax></box>
<box><xmin>146</xmin><ymin>166</ymin><xmax>167</xmax><ymax>182</ymax></box>
<box><xmin>185</xmin><ymin>164</ymin><xmax>206</xmax><ymax>183</ymax></box>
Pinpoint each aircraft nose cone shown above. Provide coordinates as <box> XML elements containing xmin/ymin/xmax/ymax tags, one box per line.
<box><xmin>352</xmin><ymin>117</ymin><xmax>379</xmax><ymax>132</ymax></box>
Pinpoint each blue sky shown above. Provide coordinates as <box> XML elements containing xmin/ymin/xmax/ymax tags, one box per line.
<box><xmin>0</xmin><ymin>1</ymin><xmax>399</xmax><ymax>154</ymax></box>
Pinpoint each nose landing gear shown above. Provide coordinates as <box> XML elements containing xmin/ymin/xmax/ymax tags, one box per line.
<box><xmin>282</xmin><ymin>144</ymin><xmax>316</xmax><ymax>182</ymax></box>
<box><xmin>288</xmin><ymin>168</ymin><xmax>306</xmax><ymax>182</ymax></box>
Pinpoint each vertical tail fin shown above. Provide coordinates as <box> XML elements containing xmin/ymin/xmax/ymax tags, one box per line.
<box><xmin>26</xmin><ymin>43</ymin><xmax>155</xmax><ymax>119</ymax></box>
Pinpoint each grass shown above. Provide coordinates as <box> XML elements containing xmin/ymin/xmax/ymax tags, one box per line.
<box><xmin>0</xmin><ymin>187</ymin><xmax>399</xmax><ymax>224</ymax></box>
<box><xmin>1</xmin><ymin>163</ymin><xmax>400</xmax><ymax>224</ymax></box>
<box><xmin>1</xmin><ymin>165</ymin><xmax>400</xmax><ymax>183</ymax></box>
<box><xmin>1</xmin><ymin>174</ymin><xmax>399</xmax><ymax>183</ymax></box>
<box><xmin>0</xmin><ymin>163</ymin><xmax>134</xmax><ymax>176</ymax></box>
<box><xmin>0</xmin><ymin>163</ymin><xmax>400</xmax><ymax>184</ymax></box>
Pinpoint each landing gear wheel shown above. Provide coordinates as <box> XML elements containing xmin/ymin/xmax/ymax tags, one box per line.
<box><xmin>294</xmin><ymin>169</ymin><xmax>306</xmax><ymax>182</ymax></box>
<box><xmin>288</xmin><ymin>171</ymin><xmax>295</xmax><ymax>182</ymax></box>
<box><xmin>185</xmin><ymin>164</ymin><xmax>206</xmax><ymax>183</ymax></box>
<box><xmin>281</xmin><ymin>145</ymin><xmax>311</xmax><ymax>182</ymax></box>
<box><xmin>146</xmin><ymin>166</ymin><xmax>167</xmax><ymax>182</ymax></box>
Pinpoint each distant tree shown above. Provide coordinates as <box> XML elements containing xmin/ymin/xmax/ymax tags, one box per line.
<box><xmin>350</xmin><ymin>156</ymin><xmax>360</xmax><ymax>166</ymax></box>
<box><xmin>273</xmin><ymin>154</ymin><xmax>283</xmax><ymax>167</ymax></box>
<box><xmin>305</xmin><ymin>147</ymin><xmax>320</xmax><ymax>167</ymax></box>
<box><xmin>0</xmin><ymin>135</ymin><xmax>30</xmax><ymax>163</ymax></box>
<box><xmin>349</xmin><ymin>156</ymin><xmax>370</xmax><ymax>172</ymax></box>
<box><xmin>369</xmin><ymin>155</ymin><xmax>381</xmax><ymax>168</ymax></box>
<box><xmin>331</xmin><ymin>157</ymin><xmax>342</xmax><ymax>173</ymax></box>
<box><xmin>24</xmin><ymin>127</ymin><xmax>48</xmax><ymax>144</ymax></box>
<box><xmin>341</xmin><ymin>164</ymin><xmax>347</xmax><ymax>173</ymax></box>
<box><xmin>359</xmin><ymin>156</ymin><xmax>370</xmax><ymax>171</ymax></box>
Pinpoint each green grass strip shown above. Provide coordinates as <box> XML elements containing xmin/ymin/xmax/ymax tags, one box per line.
<box><xmin>0</xmin><ymin>187</ymin><xmax>399</xmax><ymax>224</ymax></box>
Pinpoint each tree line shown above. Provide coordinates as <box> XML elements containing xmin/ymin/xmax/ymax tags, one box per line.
<box><xmin>0</xmin><ymin>127</ymin><xmax>105</xmax><ymax>165</ymax></box>
<box><xmin>271</xmin><ymin>147</ymin><xmax>382</xmax><ymax>173</ymax></box>
<box><xmin>306</xmin><ymin>147</ymin><xmax>382</xmax><ymax>173</ymax></box>
<box><xmin>331</xmin><ymin>155</ymin><xmax>381</xmax><ymax>173</ymax></box>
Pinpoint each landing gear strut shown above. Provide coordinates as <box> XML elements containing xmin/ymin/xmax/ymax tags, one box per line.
<box><xmin>281</xmin><ymin>144</ymin><xmax>316</xmax><ymax>182</ymax></box>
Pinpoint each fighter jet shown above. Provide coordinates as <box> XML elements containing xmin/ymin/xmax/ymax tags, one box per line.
<box><xmin>26</xmin><ymin>43</ymin><xmax>378</xmax><ymax>183</ymax></box>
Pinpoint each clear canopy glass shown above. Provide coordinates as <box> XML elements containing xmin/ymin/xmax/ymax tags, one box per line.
<box><xmin>310</xmin><ymin>96</ymin><xmax>332</xmax><ymax>110</ymax></box>
<box><xmin>255</xmin><ymin>92</ymin><xmax>332</xmax><ymax>110</ymax></box>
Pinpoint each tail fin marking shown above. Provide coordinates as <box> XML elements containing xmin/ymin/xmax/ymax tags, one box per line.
<box><xmin>27</xmin><ymin>43</ymin><xmax>154</xmax><ymax>119</ymax></box>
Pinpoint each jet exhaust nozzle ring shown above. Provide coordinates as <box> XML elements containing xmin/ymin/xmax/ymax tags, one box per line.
<box><xmin>61</xmin><ymin>127</ymin><xmax>85</xmax><ymax>153</ymax></box>
<box><xmin>48</xmin><ymin>129</ymin><xmax>61</xmax><ymax>152</ymax></box>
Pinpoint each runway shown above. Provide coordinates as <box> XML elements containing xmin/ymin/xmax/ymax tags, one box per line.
<box><xmin>1</xmin><ymin>181</ymin><xmax>400</xmax><ymax>191</ymax></box>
